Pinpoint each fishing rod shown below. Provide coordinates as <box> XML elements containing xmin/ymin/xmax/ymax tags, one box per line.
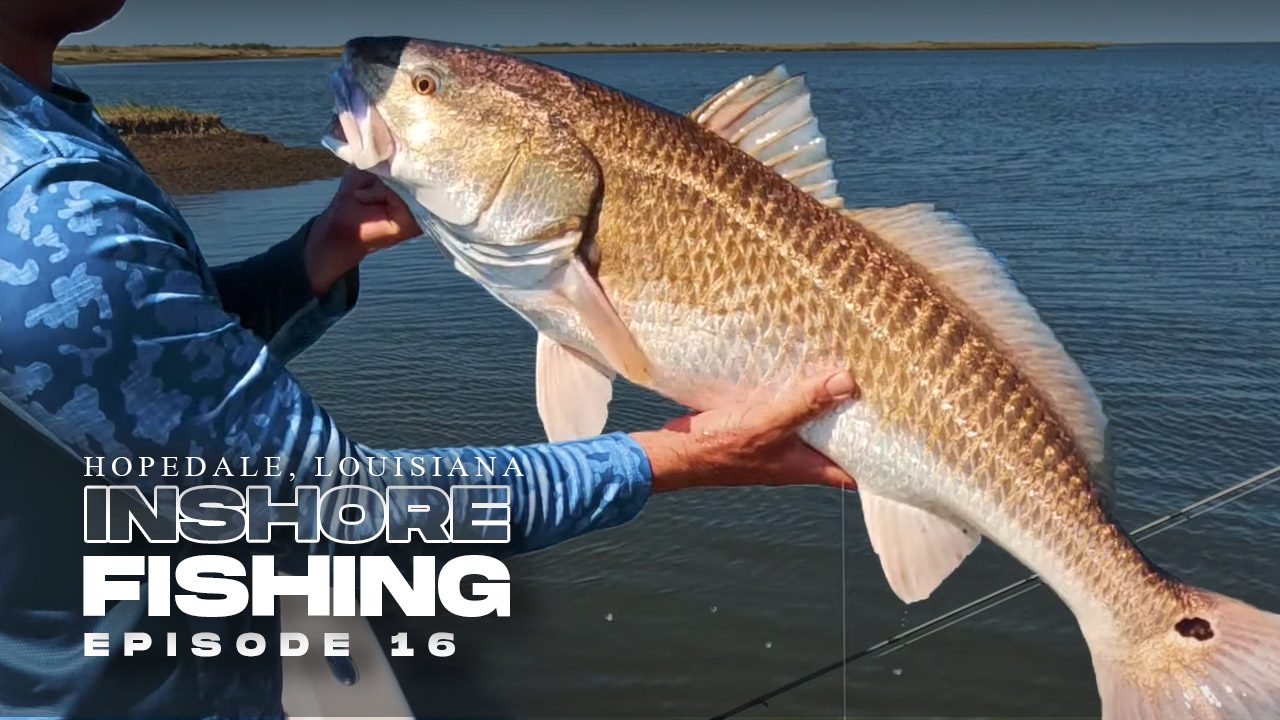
<box><xmin>708</xmin><ymin>462</ymin><xmax>1280</xmax><ymax>720</ymax></box>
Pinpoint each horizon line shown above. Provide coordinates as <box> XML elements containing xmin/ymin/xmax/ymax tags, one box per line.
<box><xmin>61</xmin><ymin>39</ymin><xmax>1280</xmax><ymax>48</ymax></box>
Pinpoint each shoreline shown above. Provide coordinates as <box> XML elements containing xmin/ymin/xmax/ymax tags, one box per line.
<box><xmin>55</xmin><ymin>41</ymin><xmax>1111</xmax><ymax>66</ymax></box>
<box><xmin>100</xmin><ymin>105</ymin><xmax>344</xmax><ymax>196</ymax></box>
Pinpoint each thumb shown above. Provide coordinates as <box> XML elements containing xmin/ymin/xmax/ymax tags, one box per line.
<box><xmin>755</xmin><ymin>369</ymin><xmax>858</xmax><ymax>433</ymax></box>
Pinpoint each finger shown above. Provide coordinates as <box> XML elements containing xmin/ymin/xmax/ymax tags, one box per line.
<box><xmin>353</xmin><ymin>183</ymin><xmax>390</xmax><ymax>204</ymax></box>
<box><xmin>776</xmin><ymin>444</ymin><xmax>857</xmax><ymax>491</ymax></box>
<box><xmin>346</xmin><ymin>168</ymin><xmax>379</xmax><ymax>188</ymax></box>
<box><xmin>662</xmin><ymin>415</ymin><xmax>694</xmax><ymax>433</ymax></box>
<box><xmin>382</xmin><ymin>201</ymin><xmax>422</xmax><ymax>238</ymax></box>
<box><xmin>336</xmin><ymin>169</ymin><xmax>368</xmax><ymax>197</ymax></box>
<box><xmin>357</xmin><ymin>218</ymin><xmax>408</xmax><ymax>243</ymax></box>
<box><xmin>808</xmin><ymin>456</ymin><xmax>858</xmax><ymax>491</ymax></box>
<box><xmin>754</xmin><ymin>369</ymin><xmax>858</xmax><ymax>434</ymax></box>
<box><xmin>385</xmin><ymin>194</ymin><xmax>419</xmax><ymax>228</ymax></box>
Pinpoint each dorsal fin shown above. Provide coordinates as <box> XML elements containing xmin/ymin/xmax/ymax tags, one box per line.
<box><xmin>693</xmin><ymin>70</ymin><xmax>1110</xmax><ymax>490</ymax></box>
<box><xmin>848</xmin><ymin>205</ymin><xmax>1111</xmax><ymax>484</ymax></box>
<box><xmin>690</xmin><ymin>66</ymin><xmax>843</xmax><ymax>209</ymax></box>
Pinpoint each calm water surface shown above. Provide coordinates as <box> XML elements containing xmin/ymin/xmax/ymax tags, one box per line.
<box><xmin>69</xmin><ymin>45</ymin><xmax>1280</xmax><ymax>718</ymax></box>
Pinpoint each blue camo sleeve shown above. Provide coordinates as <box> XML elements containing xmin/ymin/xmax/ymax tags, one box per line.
<box><xmin>0</xmin><ymin>156</ymin><xmax>652</xmax><ymax>557</ymax></box>
<box><xmin>210</xmin><ymin>216</ymin><xmax>362</xmax><ymax>364</ymax></box>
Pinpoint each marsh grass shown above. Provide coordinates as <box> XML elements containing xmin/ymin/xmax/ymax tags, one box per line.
<box><xmin>97</xmin><ymin>103</ymin><xmax>229</xmax><ymax>136</ymax></box>
<box><xmin>56</xmin><ymin>44</ymin><xmax>340</xmax><ymax>65</ymax></box>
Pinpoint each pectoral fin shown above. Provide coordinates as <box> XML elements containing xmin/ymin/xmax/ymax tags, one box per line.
<box><xmin>552</xmin><ymin>258</ymin><xmax>652</xmax><ymax>385</ymax></box>
<box><xmin>860</xmin><ymin>492</ymin><xmax>981</xmax><ymax>603</ymax></box>
<box><xmin>536</xmin><ymin>333</ymin><xmax>615</xmax><ymax>442</ymax></box>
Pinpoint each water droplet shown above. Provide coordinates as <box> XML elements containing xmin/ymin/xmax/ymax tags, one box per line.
<box><xmin>604</xmin><ymin>613</ymin><xmax>613</xmax><ymax>622</ymax></box>
<box><xmin>892</xmin><ymin>668</ymin><xmax>903</xmax><ymax>676</ymax></box>
<box><xmin>764</xmin><ymin>641</ymin><xmax>773</xmax><ymax>649</ymax></box>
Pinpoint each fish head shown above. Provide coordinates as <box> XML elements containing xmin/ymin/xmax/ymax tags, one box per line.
<box><xmin>323</xmin><ymin>36</ymin><xmax>586</xmax><ymax>237</ymax></box>
<box><xmin>324</xmin><ymin>37</ymin><xmax>652</xmax><ymax>385</ymax></box>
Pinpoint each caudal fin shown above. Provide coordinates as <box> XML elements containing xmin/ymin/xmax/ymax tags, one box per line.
<box><xmin>1091</xmin><ymin>589</ymin><xmax>1280</xmax><ymax>719</ymax></box>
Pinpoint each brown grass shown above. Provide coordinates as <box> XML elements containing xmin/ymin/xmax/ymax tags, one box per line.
<box><xmin>97</xmin><ymin>103</ymin><xmax>229</xmax><ymax>136</ymax></box>
<box><xmin>55</xmin><ymin>44</ymin><xmax>341</xmax><ymax>66</ymax></box>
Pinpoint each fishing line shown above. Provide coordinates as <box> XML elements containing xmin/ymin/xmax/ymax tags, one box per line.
<box><xmin>708</xmin><ymin>463</ymin><xmax>1280</xmax><ymax>720</ymax></box>
<box><xmin>840</xmin><ymin>477</ymin><xmax>848</xmax><ymax>720</ymax></box>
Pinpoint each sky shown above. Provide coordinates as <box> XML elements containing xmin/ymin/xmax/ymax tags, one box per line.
<box><xmin>73</xmin><ymin>0</ymin><xmax>1280</xmax><ymax>46</ymax></box>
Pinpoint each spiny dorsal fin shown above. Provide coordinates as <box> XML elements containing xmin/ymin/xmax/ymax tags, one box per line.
<box><xmin>693</xmin><ymin>70</ymin><xmax>1110</xmax><ymax>490</ymax></box>
<box><xmin>848</xmin><ymin>205</ymin><xmax>1111</xmax><ymax>484</ymax></box>
<box><xmin>861</xmin><ymin>492</ymin><xmax>981</xmax><ymax>603</ymax></box>
<box><xmin>690</xmin><ymin>66</ymin><xmax>844</xmax><ymax>209</ymax></box>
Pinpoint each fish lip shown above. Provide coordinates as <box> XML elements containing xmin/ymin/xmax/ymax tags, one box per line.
<box><xmin>321</xmin><ymin>64</ymin><xmax>395</xmax><ymax>171</ymax></box>
<box><xmin>321</xmin><ymin>66</ymin><xmax>356</xmax><ymax>159</ymax></box>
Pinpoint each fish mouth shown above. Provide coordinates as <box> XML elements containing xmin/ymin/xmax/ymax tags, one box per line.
<box><xmin>322</xmin><ymin>62</ymin><xmax>395</xmax><ymax>171</ymax></box>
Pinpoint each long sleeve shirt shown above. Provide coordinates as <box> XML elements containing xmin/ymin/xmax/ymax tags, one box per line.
<box><xmin>0</xmin><ymin>64</ymin><xmax>651</xmax><ymax>718</ymax></box>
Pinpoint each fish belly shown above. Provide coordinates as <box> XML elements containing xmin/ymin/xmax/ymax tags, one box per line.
<box><xmin>624</xmin><ymin>298</ymin><xmax>1079</xmax><ymax>600</ymax></box>
<box><xmin>627</xmin><ymin>301</ymin><xmax>970</xmax><ymax>514</ymax></box>
<box><xmin>605</xmin><ymin>270</ymin><xmax>1139</xmax><ymax>635</ymax></box>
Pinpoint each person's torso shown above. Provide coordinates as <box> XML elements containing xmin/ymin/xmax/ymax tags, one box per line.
<box><xmin>0</xmin><ymin>64</ymin><xmax>283</xmax><ymax>719</ymax></box>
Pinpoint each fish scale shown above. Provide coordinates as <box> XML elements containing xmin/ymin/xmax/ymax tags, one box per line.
<box><xmin>572</xmin><ymin>85</ymin><xmax>1162</xmax><ymax>630</ymax></box>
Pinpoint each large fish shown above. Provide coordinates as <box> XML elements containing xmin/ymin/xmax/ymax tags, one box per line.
<box><xmin>322</xmin><ymin>37</ymin><xmax>1280</xmax><ymax>718</ymax></box>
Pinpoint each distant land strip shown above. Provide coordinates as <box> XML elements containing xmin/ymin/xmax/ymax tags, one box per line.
<box><xmin>506</xmin><ymin>40</ymin><xmax>1108</xmax><ymax>53</ymax></box>
<box><xmin>54</xmin><ymin>40</ymin><xmax>1109</xmax><ymax>65</ymax></box>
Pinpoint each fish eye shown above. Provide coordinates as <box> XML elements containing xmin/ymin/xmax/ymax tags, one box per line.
<box><xmin>412</xmin><ymin>74</ymin><xmax>437</xmax><ymax>96</ymax></box>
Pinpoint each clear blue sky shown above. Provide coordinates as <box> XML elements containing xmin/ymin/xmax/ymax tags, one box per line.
<box><xmin>73</xmin><ymin>0</ymin><xmax>1280</xmax><ymax>46</ymax></box>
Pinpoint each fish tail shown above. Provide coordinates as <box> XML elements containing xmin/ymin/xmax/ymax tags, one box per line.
<box><xmin>1090</xmin><ymin>587</ymin><xmax>1280</xmax><ymax>719</ymax></box>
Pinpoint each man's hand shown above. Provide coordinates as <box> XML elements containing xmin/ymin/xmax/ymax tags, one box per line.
<box><xmin>304</xmin><ymin>169</ymin><xmax>421</xmax><ymax>296</ymax></box>
<box><xmin>632</xmin><ymin>370</ymin><xmax>858</xmax><ymax>493</ymax></box>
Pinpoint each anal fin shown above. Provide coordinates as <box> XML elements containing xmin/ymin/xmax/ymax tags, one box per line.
<box><xmin>536</xmin><ymin>333</ymin><xmax>615</xmax><ymax>442</ymax></box>
<box><xmin>860</xmin><ymin>492</ymin><xmax>981</xmax><ymax>603</ymax></box>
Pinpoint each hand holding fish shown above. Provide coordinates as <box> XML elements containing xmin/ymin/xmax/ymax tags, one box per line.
<box><xmin>304</xmin><ymin>169</ymin><xmax>421</xmax><ymax>295</ymax></box>
<box><xmin>634</xmin><ymin>370</ymin><xmax>858</xmax><ymax>493</ymax></box>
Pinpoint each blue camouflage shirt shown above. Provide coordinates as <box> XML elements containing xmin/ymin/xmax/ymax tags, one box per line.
<box><xmin>0</xmin><ymin>65</ymin><xmax>651</xmax><ymax>717</ymax></box>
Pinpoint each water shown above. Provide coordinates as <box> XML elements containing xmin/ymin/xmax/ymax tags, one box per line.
<box><xmin>67</xmin><ymin>45</ymin><xmax>1280</xmax><ymax>718</ymax></box>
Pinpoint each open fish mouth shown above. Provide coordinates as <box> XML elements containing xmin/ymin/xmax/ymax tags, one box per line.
<box><xmin>322</xmin><ymin>61</ymin><xmax>395</xmax><ymax>171</ymax></box>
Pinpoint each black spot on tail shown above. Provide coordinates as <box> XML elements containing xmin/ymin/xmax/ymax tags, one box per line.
<box><xmin>1175</xmin><ymin>617</ymin><xmax>1215</xmax><ymax>641</ymax></box>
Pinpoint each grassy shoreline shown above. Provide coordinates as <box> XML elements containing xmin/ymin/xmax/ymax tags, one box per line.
<box><xmin>55</xmin><ymin>40</ymin><xmax>1107</xmax><ymax>65</ymax></box>
<box><xmin>98</xmin><ymin>102</ymin><xmax>228</xmax><ymax>136</ymax></box>
<box><xmin>55</xmin><ymin>44</ymin><xmax>340</xmax><ymax>65</ymax></box>
<box><xmin>97</xmin><ymin>104</ymin><xmax>344</xmax><ymax>195</ymax></box>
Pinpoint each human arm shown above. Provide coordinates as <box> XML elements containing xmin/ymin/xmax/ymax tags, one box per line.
<box><xmin>0</xmin><ymin>159</ymin><xmax>645</xmax><ymax>558</ymax></box>
<box><xmin>210</xmin><ymin>170</ymin><xmax>418</xmax><ymax>362</ymax></box>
